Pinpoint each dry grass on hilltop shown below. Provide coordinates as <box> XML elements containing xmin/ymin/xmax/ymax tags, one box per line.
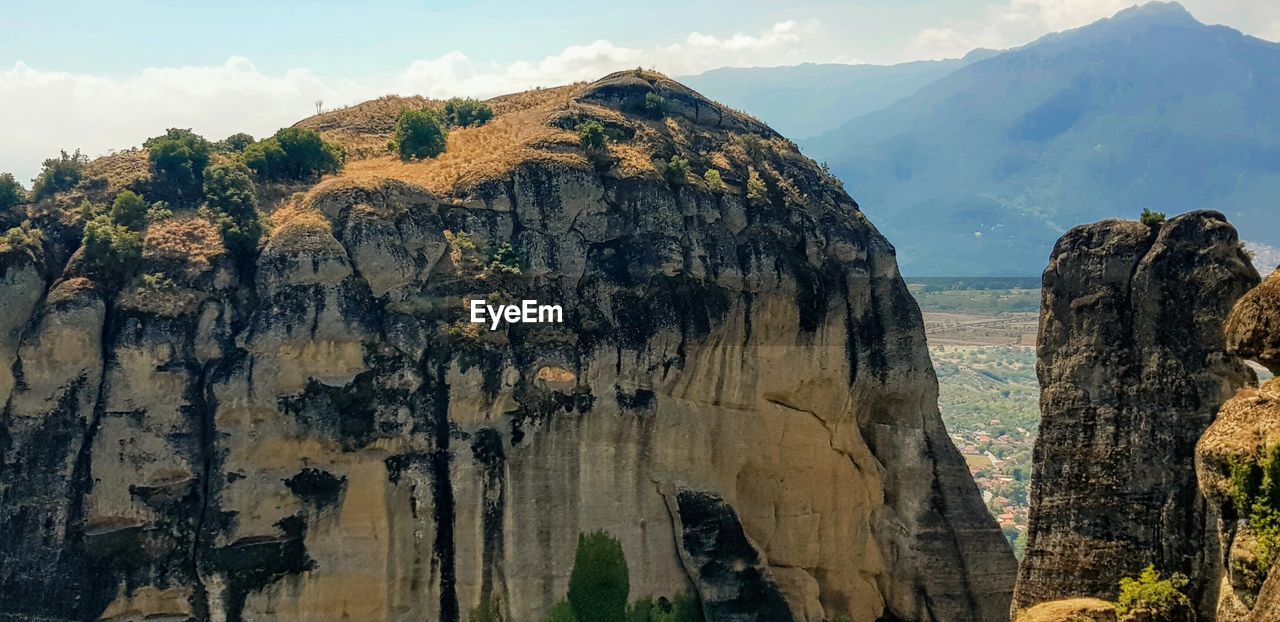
<box><xmin>297</xmin><ymin>72</ymin><xmax>788</xmax><ymax>204</ymax></box>
<box><xmin>82</xmin><ymin>149</ymin><xmax>150</xmax><ymax>195</ymax></box>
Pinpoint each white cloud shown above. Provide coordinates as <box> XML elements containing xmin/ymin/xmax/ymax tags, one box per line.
<box><xmin>1247</xmin><ymin>241</ymin><xmax>1280</xmax><ymax>274</ymax></box>
<box><xmin>0</xmin><ymin>21</ymin><xmax>821</xmax><ymax>183</ymax></box>
<box><xmin>906</xmin><ymin>0</ymin><xmax>1129</xmax><ymax>59</ymax></box>
<box><xmin>906</xmin><ymin>0</ymin><xmax>1280</xmax><ymax>59</ymax></box>
<box><xmin>0</xmin><ymin>57</ymin><xmax>374</xmax><ymax>184</ymax></box>
<box><xmin>395</xmin><ymin>20</ymin><xmax>815</xmax><ymax>97</ymax></box>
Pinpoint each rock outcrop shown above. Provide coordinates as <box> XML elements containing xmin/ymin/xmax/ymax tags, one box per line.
<box><xmin>0</xmin><ymin>72</ymin><xmax>1015</xmax><ymax>622</ymax></box>
<box><xmin>1014</xmin><ymin>212</ymin><xmax>1260</xmax><ymax>614</ymax></box>
<box><xmin>1013</xmin><ymin>598</ymin><xmax>1118</xmax><ymax>622</ymax></box>
<box><xmin>1197</xmin><ymin>268</ymin><xmax>1280</xmax><ymax>621</ymax></box>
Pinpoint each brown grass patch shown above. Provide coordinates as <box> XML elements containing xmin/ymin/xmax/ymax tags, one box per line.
<box><xmin>143</xmin><ymin>217</ymin><xmax>225</xmax><ymax>279</ymax></box>
<box><xmin>47</xmin><ymin>277</ymin><xmax>97</xmax><ymax>305</ymax></box>
<box><xmin>81</xmin><ymin>149</ymin><xmax>150</xmax><ymax>195</ymax></box>
<box><xmin>328</xmin><ymin>99</ymin><xmax>589</xmax><ymax>196</ymax></box>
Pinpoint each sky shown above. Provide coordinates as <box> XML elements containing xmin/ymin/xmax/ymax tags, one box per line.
<box><xmin>3</xmin><ymin>0</ymin><xmax>1280</xmax><ymax>183</ymax></box>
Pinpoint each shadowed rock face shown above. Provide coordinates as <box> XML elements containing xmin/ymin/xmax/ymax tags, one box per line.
<box><xmin>0</xmin><ymin>73</ymin><xmax>1013</xmax><ymax>622</ymax></box>
<box><xmin>1015</xmin><ymin>211</ymin><xmax>1259</xmax><ymax>614</ymax></box>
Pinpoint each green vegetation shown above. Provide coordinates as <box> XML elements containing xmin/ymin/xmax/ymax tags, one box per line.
<box><xmin>702</xmin><ymin>169</ymin><xmax>722</xmax><ymax>193</ymax></box>
<box><xmin>745</xmin><ymin>169</ymin><xmax>767</xmax><ymax>205</ymax></box>
<box><xmin>1141</xmin><ymin>208</ymin><xmax>1167</xmax><ymax>227</ymax></box>
<box><xmin>911</xmin><ymin>288</ymin><xmax>1041</xmax><ymax>314</ymax></box>
<box><xmin>933</xmin><ymin>346</ymin><xmax>1038</xmax><ymax>446</ymax></box>
<box><xmin>568</xmin><ymin>531</ymin><xmax>630</xmax><ymax>622</ymax></box>
<box><xmin>627</xmin><ymin>594</ymin><xmax>704</xmax><ymax>622</ymax></box>
<box><xmin>548</xmin><ymin>601</ymin><xmax>577</xmax><ymax>622</ymax></box>
<box><xmin>393</xmin><ymin>108</ymin><xmax>449</xmax><ymax>160</ymax></box>
<box><xmin>81</xmin><ymin>216</ymin><xmax>143</xmax><ymax>282</ymax></box>
<box><xmin>31</xmin><ymin>149</ymin><xmax>88</xmax><ymax>201</ymax></box>
<box><xmin>147</xmin><ymin>201</ymin><xmax>174</xmax><ymax>224</ymax></box>
<box><xmin>244</xmin><ymin>127</ymin><xmax>343</xmax><ymax>180</ymax></box>
<box><xmin>145</xmin><ymin>128</ymin><xmax>212</xmax><ymax>204</ymax></box>
<box><xmin>445</xmin><ymin>97</ymin><xmax>494</xmax><ymax>127</ymax></box>
<box><xmin>488</xmin><ymin>242</ymin><xmax>521</xmax><ymax>275</ymax></box>
<box><xmin>664</xmin><ymin>156</ymin><xmax>690</xmax><ymax>184</ymax></box>
<box><xmin>203</xmin><ymin>161</ymin><xmax>262</xmax><ymax>261</ymax></box>
<box><xmin>547</xmin><ymin>530</ymin><xmax>704</xmax><ymax>622</ymax></box>
<box><xmin>1115</xmin><ymin>565</ymin><xmax>1191</xmax><ymax>620</ymax></box>
<box><xmin>0</xmin><ymin>222</ymin><xmax>43</xmax><ymax>257</ymax></box>
<box><xmin>578</xmin><ymin>121</ymin><xmax>607</xmax><ymax>150</ymax></box>
<box><xmin>932</xmin><ymin>343</ymin><xmax>1038</xmax><ymax>555</ymax></box>
<box><xmin>468</xmin><ymin>595</ymin><xmax>504</xmax><ymax>622</ymax></box>
<box><xmin>641</xmin><ymin>93</ymin><xmax>667</xmax><ymax>119</ymax></box>
<box><xmin>1228</xmin><ymin>443</ymin><xmax>1280</xmax><ymax>575</ymax></box>
<box><xmin>0</xmin><ymin>173</ymin><xmax>25</xmax><ymax>214</ymax></box>
<box><xmin>740</xmin><ymin>135</ymin><xmax>767</xmax><ymax>162</ymax></box>
<box><xmin>108</xmin><ymin>190</ymin><xmax>149</xmax><ymax>231</ymax></box>
<box><xmin>80</xmin><ymin>185</ymin><xmax>150</xmax><ymax>281</ymax></box>
<box><xmin>217</xmin><ymin>132</ymin><xmax>256</xmax><ymax>153</ymax></box>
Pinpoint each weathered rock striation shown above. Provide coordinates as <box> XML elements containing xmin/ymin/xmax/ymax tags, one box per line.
<box><xmin>1014</xmin><ymin>212</ymin><xmax>1259</xmax><ymax>614</ymax></box>
<box><xmin>0</xmin><ymin>72</ymin><xmax>1014</xmax><ymax>622</ymax></box>
<box><xmin>1197</xmin><ymin>268</ymin><xmax>1280</xmax><ymax>621</ymax></box>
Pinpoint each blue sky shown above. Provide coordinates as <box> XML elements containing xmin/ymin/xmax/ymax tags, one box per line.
<box><xmin>2</xmin><ymin>0</ymin><xmax>1279</xmax><ymax>181</ymax></box>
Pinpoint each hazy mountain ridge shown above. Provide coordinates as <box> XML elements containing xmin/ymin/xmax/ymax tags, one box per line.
<box><xmin>680</xmin><ymin>50</ymin><xmax>995</xmax><ymax>140</ymax></box>
<box><xmin>803</xmin><ymin>1</ymin><xmax>1280</xmax><ymax>275</ymax></box>
<box><xmin>687</xmin><ymin>2</ymin><xmax>1280</xmax><ymax>276</ymax></box>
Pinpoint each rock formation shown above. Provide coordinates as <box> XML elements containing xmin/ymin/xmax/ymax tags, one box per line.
<box><xmin>1197</xmin><ymin>267</ymin><xmax>1280</xmax><ymax>621</ymax></box>
<box><xmin>1014</xmin><ymin>212</ymin><xmax>1259</xmax><ymax>614</ymax></box>
<box><xmin>0</xmin><ymin>73</ymin><xmax>1015</xmax><ymax>622</ymax></box>
<box><xmin>1013</xmin><ymin>598</ymin><xmax>1118</xmax><ymax>622</ymax></box>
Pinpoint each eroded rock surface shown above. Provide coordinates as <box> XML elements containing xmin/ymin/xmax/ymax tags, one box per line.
<box><xmin>1197</xmin><ymin>267</ymin><xmax>1280</xmax><ymax>621</ymax></box>
<box><xmin>1015</xmin><ymin>212</ymin><xmax>1259</xmax><ymax>614</ymax></box>
<box><xmin>0</xmin><ymin>73</ymin><xmax>1013</xmax><ymax>622</ymax></box>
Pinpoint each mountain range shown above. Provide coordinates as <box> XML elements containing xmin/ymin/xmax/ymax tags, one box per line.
<box><xmin>684</xmin><ymin>2</ymin><xmax>1280</xmax><ymax>276</ymax></box>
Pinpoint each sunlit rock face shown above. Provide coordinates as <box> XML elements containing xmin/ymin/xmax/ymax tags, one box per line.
<box><xmin>1015</xmin><ymin>211</ymin><xmax>1259</xmax><ymax>616</ymax></box>
<box><xmin>0</xmin><ymin>72</ymin><xmax>1013</xmax><ymax>622</ymax></box>
<box><xmin>1198</xmin><ymin>267</ymin><xmax>1280</xmax><ymax>622</ymax></box>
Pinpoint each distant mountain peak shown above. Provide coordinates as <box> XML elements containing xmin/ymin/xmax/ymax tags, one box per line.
<box><xmin>1110</xmin><ymin>1</ymin><xmax>1198</xmax><ymax>25</ymax></box>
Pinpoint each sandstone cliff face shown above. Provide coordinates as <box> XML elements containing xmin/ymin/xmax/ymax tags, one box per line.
<box><xmin>1014</xmin><ymin>212</ymin><xmax>1259</xmax><ymax>614</ymax></box>
<box><xmin>0</xmin><ymin>73</ymin><xmax>1014</xmax><ymax>622</ymax></box>
<box><xmin>1196</xmin><ymin>268</ymin><xmax>1280</xmax><ymax>621</ymax></box>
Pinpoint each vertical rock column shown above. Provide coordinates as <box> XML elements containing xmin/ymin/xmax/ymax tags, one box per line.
<box><xmin>1197</xmin><ymin>267</ymin><xmax>1280</xmax><ymax>621</ymax></box>
<box><xmin>1014</xmin><ymin>211</ymin><xmax>1259</xmax><ymax>613</ymax></box>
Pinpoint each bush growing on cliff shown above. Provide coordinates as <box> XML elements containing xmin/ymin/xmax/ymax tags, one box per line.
<box><xmin>203</xmin><ymin>161</ymin><xmax>263</xmax><ymax>261</ymax></box>
<box><xmin>641</xmin><ymin>93</ymin><xmax>667</xmax><ymax>119</ymax></box>
<box><xmin>488</xmin><ymin>242</ymin><xmax>521</xmax><ymax>275</ymax></box>
<box><xmin>746</xmin><ymin>168</ymin><xmax>768</xmax><ymax>205</ymax></box>
<box><xmin>394</xmin><ymin>108</ymin><xmax>449</xmax><ymax>160</ymax></box>
<box><xmin>663</xmin><ymin>156</ymin><xmax>690</xmax><ymax>184</ymax></box>
<box><xmin>1228</xmin><ymin>442</ymin><xmax>1280</xmax><ymax>574</ymax></box>
<box><xmin>0</xmin><ymin>222</ymin><xmax>44</xmax><ymax>258</ymax></box>
<box><xmin>1115</xmin><ymin>565</ymin><xmax>1191</xmax><ymax>620</ymax></box>
<box><xmin>702</xmin><ymin>169</ymin><xmax>722</xmax><ymax>193</ymax></box>
<box><xmin>567</xmin><ymin>531</ymin><xmax>630</xmax><ymax>622</ymax></box>
<box><xmin>445</xmin><ymin>97</ymin><xmax>493</xmax><ymax>127</ymax></box>
<box><xmin>145</xmin><ymin>128</ymin><xmax>212</xmax><ymax>205</ymax></box>
<box><xmin>217</xmin><ymin>132</ymin><xmax>256</xmax><ymax>153</ymax></box>
<box><xmin>81</xmin><ymin>215</ymin><xmax>143</xmax><ymax>282</ymax></box>
<box><xmin>31</xmin><ymin>149</ymin><xmax>89</xmax><ymax>201</ymax></box>
<box><xmin>109</xmin><ymin>190</ymin><xmax>149</xmax><ymax>231</ymax></box>
<box><xmin>244</xmin><ymin>127</ymin><xmax>343</xmax><ymax>180</ymax></box>
<box><xmin>578</xmin><ymin>121</ymin><xmax>607</xmax><ymax>151</ymax></box>
<box><xmin>468</xmin><ymin>594</ymin><xmax>505</xmax><ymax>622</ymax></box>
<box><xmin>0</xmin><ymin>173</ymin><xmax>25</xmax><ymax>214</ymax></box>
<box><xmin>627</xmin><ymin>594</ymin><xmax>704</xmax><ymax>622</ymax></box>
<box><xmin>1140</xmin><ymin>209</ymin><xmax>1167</xmax><ymax>227</ymax></box>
